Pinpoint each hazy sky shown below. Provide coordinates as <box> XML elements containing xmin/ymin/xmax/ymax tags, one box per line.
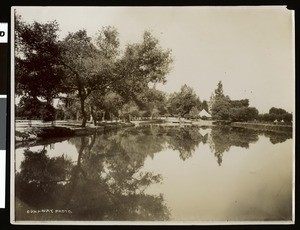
<box><xmin>13</xmin><ymin>6</ymin><xmax>294</xmax><ymax>113</ymax></box>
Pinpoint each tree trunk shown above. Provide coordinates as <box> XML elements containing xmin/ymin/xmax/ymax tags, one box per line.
<box><xmin>64</xmin><ymin>136</ymin><xmax>86</xmax><ymax>206</ymax></box>
<box><xmin>80</xmin><ymin>97</ymin><xmax>87</xmax><ymax>127</ymax></box>
<box><xmin>76</xmin><ymin>110</ymin><xmax>80</xmax><ymax>121</ymax></box>
<box><xmin>102</xmin><ymin>111</ymin><xmax>105</xmax><ymax>121</ymax></box>
<box><xmin>90</xmin><ymin>105</ymin><xmax>97</xmax><ymax>126</ymax></box>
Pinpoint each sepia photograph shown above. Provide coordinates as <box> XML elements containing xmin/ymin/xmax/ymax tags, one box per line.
<box><xmin>11</xmin><ymin>6</ymin><xmax>294</xmax><ymax>224</ymax></box>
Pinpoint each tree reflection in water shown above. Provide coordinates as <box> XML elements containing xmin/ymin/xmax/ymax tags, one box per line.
<box><xmin>166</xmin><ymin>126</ymin><xmax>203</xmax><ymax>161</ymax></box>
<box><xmin>15</xmin><ymin>125</ymin><xmax>292</xmax><ymax>221</ymax></box>
<box><xmin>208</xmin><ymin>127</ymin><xmax>259</xmax><ymax>166</ymax></box>
<box><xmin>207</xmin><ymin>126</ymin><xmax>292</xmax><ymax>166</ymax></box>
<box><xmin>258</xmin><ymin>130</ymin><xmax>292</xmax><ymax>145</ymax></box>
<box><xmin>16</xmin><ymin>133</ymin><xmax>170</xmax><ymax>221</ymax></box>
<box><xmin>15</xmin><ymin>148</ymin><xmax>73</xmax><ymax>211</ymax></box>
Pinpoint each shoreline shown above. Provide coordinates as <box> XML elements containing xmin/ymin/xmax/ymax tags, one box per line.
<box><xmin>15</xmin><ymin>120</ymin><xmax>293</xmax><ymax>147</ymax></box>
<box><xmin>15</xmin><ymin>121</ymin><xmax>135</xmax><ymax>146</ymax></box>
<box><xmin>231</xmin><ymin>122</ymin><xmax>292</xmax><ymax>134</ymax></box>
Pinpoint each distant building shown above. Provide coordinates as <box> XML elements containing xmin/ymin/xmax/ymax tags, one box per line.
<box><xmin>199</xmin><ymin>109</ymin><xmax>212</xmax><ymax>119</ymax></box>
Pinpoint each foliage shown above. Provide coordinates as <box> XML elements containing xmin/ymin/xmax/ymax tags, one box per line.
<box><xmin>269</xmin><ymin>107</ymin><xmax>288</xmax><ymax>115</ymax></box>
<box><xmin>137</xmin><ymin>88</ymin><xmax>168</xmax><ymax>118</ymax></box>
<box><xmin>120</xmin><ymin>101</ymin><xmax>141</xmax><ymax>121</ymax></box>
<box><xmin>209</xmin><ymin>81</ymin><xmax>230</xmax><ymax>120</ymax></box>
<box><xmin>60</xmin><ymin>29</ymin><xmax>117</xmax><ymax>126</ymax></box>
<box><xmin>89</xmin><ymin>91</ymin><xmax>124</xmax><ymax>123</ymax></box>
<box><xmin>17</xmin><ymin>12</ymin><xmax>291</xmax><ymax>126</ymax></box>
<box><xmin>112</xmin><ymin>31</ymin><xmax>173</xmax><ymax>105</ymax></box>
<box><xmin>202</xmin><ymin>100</ymin><xmax>209</xmax><ymax>112</ymax></box>
<box><xmin>230</xmin><ymin>107</ymin><xmax>259</xmax><ymax>122</ymax></box>
<box><xmin>15</xmin><ymin>14</ymin><xmax>65</xmax><ymax>122</ymax></box>
<box><xmin>210</xmin><ymin>96</ymin><xmax>231</xmax><ymax>120</ymax></box>
<box><xmin>15</xmin><ymin>13</ymin><xmax>173</xmax><ymax>125</ymax></box>
<box><xmin>167</xmin><ymin>84</ymin><xmax>201</xmax><ymax>117</ymax></box>
<box><xmin>210</xmin><ymin>81</ymin><xmax>258</xmax><ymax>122</ymax></box>
<box><xmin>95</xmin><ymin>26</ymin><xmax>120</xmax><ymax>60</ymax></box>
<box><xmin>16</xmin><ymin>96</ymin><xmax>56</xmax><ymax>121</ymax></box>
<box><xmin>15</xmin><ymin>14</ymin><xmax>64</xmax><ymax>102</ymax></box>
<box><xmin>56</xmin><ymin>96</ymin><xmax>81</xmax><ymax>120</ymax></box>
<box><xmin>188</xmin><ymin>106</ymin><xmax>200</xmax><ymax>119</ymax></box>
<box><xmin>230</xmin><ymin>99</ymin><xmax>249</xmax><ymax>108</ymax></box>
<box><xmin>282</xmin><ymin>113</ymin><xmax>293</xmax><ymax>123</ymax></box>
<box><xmin>214</xmin><ymin>81</ymin><xmax>225</xmax><ymax>99</ymax></box>
<box><xmin>257</xmin><ymin>107</ymin><xmax>292</xmax><ymax>123</ymax></box>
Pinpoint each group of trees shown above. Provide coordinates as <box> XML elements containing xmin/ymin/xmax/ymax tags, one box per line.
<box><xmin>208</xmin><ymin>81</ymin><xmax>292</xmax><ymax>123</ymax></box>
<box><xmin>15</xmin><ymin>12</ymin><xmax>292</xmax><ymax>126</ymax></box>
<box><xmin>15</xmin><ymin>11</ymin><xmax>208</xmax><ymax>124</ymax></box>
<box><xmin>257</xmin><ymin>107</ymin><xmax>293</xmax><ymax>123</ymax></box>
<box><xmin>209</xmin><ymin>81</ymin><xmax>259</xmax><ymax>122</ymax></box>
<box><xmin>167</xmin><ymin>84</ymin><xmax>201</xmax><ymax>119</ymax></box>
<box><xmin>15</xmin><ymin>13</ymin><xmax>173</xmax><ymax>126</ymax></box>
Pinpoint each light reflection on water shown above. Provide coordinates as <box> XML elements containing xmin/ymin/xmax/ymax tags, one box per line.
<box><xmin>14</xmin><ymin>125</ymin><xmax>293</xmax><ymax>222</ymax></box>
<box><xmin>142</xmin><ymin>135</ymin><xmax>292</xmax><ymax>221</ymax></box>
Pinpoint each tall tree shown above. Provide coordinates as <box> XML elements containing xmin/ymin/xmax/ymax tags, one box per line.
<box><xmin>15</xmin><ymin>13</ymin><xmax>65</xmax><ymax>120</ymax></box>
<box><xmin>167</xmin><ymin>84</ymin><xmax>201</xmax><ymax>118</ymax></box>
<box><xmin>60</xmin><ymin>29</ymin><xmax>120</xmax><ymax>127</ymax></box>
<box><xmin>89</xmin><ymin>87</ymin><xmax>125</xmax><ymax>124</ymax></box>
<box><xmin>136</xmin><ymin>88</ymin><xmax>168</xmax><ymax>119</ymax></box>
<box><xmin>112</xmin><ymin>31</ymin><xmax>173</xmax><ymax>105</ymax></box>
<box><xmin>214</xmin><ymin>81</ymin><xmax>225</xmax><ymax>99</ymax></box>
<box><xmin>89</xmin><ymin>31</ymin><xmax>172</xmax><ymax>123</ymax></box>
<box><xmin>15</xmin><ymin>15</ymin><xmax>121</xmax><ymax>126</ymax></box>
<box><xmin>202</xmin><ymin>100</ymin><xmax>209</xmax><ymax>112</ymax></box>
<box><xmin>210</xmin><ymin>96</ymin><xmax>231</xmax><ymax>120</ymax></box>
<box><xmin>209</xmin><ymin>81</ymin><xmax>231</xmax><ymax>120</ymax></box>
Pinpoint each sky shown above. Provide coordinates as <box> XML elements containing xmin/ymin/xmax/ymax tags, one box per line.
<box><xmin>13</xmin><ymin>6</ymin><xmax>295</xmax><ymax>113</ymax></box>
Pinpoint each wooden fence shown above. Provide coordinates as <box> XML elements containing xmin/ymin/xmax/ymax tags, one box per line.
<box><xmin>15</xmin><ymin>120</ymin><xmax>83</xmax><ymax>129</ymax></box>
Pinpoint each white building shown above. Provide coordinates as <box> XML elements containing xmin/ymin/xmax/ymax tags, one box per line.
<box><xmin>199</xmin><ymin>109</ymin><xmax>212</xmax><ymax>119</ymax></box>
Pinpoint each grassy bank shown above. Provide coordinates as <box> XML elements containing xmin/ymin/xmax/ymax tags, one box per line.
<box><xmin>231</xmin><ymin>122</ymin><xmax>293</xmax><ymax>134</ymax></box>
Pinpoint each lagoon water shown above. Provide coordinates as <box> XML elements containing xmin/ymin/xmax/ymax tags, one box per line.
<box><xmin>14</xmin><ymin>125</ymin><xmax>293</xmax><ymax>222</ymax></box>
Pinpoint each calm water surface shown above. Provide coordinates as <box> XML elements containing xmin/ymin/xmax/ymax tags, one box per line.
<box><xmin>15</xmin><ymin>125</ymin><xmax>293</xmax><ymax>222</ymax></box>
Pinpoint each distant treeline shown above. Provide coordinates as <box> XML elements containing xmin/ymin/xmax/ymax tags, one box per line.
<box><xmin>208</xmin><ymin>81</ymin><xmax>292</xmax><ymax>124</ymax></box>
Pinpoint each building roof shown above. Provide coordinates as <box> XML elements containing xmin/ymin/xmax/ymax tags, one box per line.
<box><xmin>199</xmin><ymin>109</ymin><xmax>211</xmax><ymax>118</ymax></box>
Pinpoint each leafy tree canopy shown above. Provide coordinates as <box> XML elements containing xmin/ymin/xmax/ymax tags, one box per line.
<box><xmin>15</xmin><ymin>13</ymin><xmax>173</xmax><ymax>126</ymax></box>
<box><xmin>167</xmin><ymin>84</ymin><xmax>201</xmax><ymax>117</ymax></box>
